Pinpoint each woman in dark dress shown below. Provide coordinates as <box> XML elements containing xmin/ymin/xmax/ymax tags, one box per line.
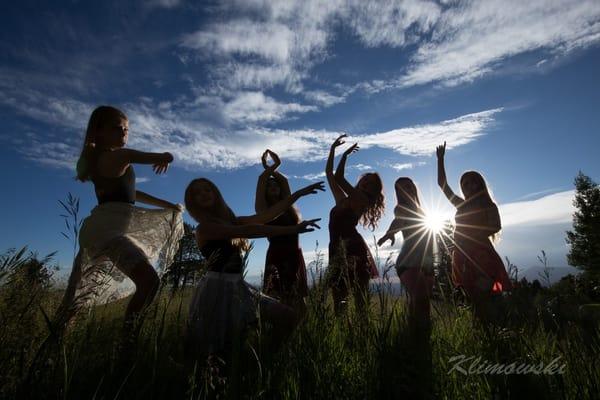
<box><xmin>185</xmin><ymin>177</ymin><xmax>323</xmax><ymax>356</ymax></box>
<box><xmin>255</xmin><ymin>150</ymin><xmax>308</xmax><ymax>309</ymax></box>
<box><xmin>325</xmin><ymin>135</ymin><xmax>385</xmax><ymax>313</ymax></box>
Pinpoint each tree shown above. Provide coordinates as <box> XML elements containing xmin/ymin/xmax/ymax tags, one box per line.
<box><xmin>162</xmin><ymin>222</ymin><xmax>204</xmax><ymax>292</ymax></box>
<box><xmin>566</xmin><ymin>171</ymin><xmax>600</xmax><ymax>273</ymax></box>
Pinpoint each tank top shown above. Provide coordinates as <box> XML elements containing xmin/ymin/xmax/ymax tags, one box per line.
<box><xmin>200</xmin><ymin>240</ymin><xmax>244</xmax><ymax>273</ymax></box>
<box><xmin>92</xmin><ymin>165</ymin><xmax>136</xmax><ymax>205</ymax></box>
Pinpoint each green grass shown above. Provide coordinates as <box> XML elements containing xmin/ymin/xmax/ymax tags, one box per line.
<box><xmin>1</xmin><ymin>247</ymin><xmax>599</xmax><ymax>399</ymax></box>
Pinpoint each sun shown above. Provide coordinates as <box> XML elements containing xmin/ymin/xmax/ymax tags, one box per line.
<box><xmin>422</xmin><ymin>209</ymin><xmax>448</xmax><ymax>234</ymax></box>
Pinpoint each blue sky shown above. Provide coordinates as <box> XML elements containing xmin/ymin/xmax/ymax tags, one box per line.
<box><xmin>1</xmin><ymin>0</ymin><xmax>599</xmax><ymax>283</ymax></box>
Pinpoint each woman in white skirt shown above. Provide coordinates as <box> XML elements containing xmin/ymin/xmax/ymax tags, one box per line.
<box><xmin>57</xmin><ymin>105</ymin><xmax>183</xmax><ymax>337</ymax></box>
<box><xmin>184</xmin><ymin>176</ymin><xmax>323</xmax><ymax>356</ymax></box>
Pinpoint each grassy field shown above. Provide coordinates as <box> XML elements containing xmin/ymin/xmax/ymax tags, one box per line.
<box><xmin>1</xmin><ymin>246</ymin><xmax>599</xmax><ymax>400</ymax></box>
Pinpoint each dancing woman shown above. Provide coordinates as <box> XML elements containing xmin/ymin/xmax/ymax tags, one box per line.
<box><xmin>378</xmin><ymin>178</ymin><xmax>434</xmax><ymax>332</ymax></box>
<box><xmin>436</xmin><ymin>141</ymin><xmax>512</xmax><ymax>319</ymax></box>
<box><xmin>185</xmin><ymin>177</ymin><xmax>323</xmax><ymax>356</ymax></box>
<box><xmin>326</xmin><ymin>135</ymin><xmax>384</xmax><ymax>313</ymax></box>
<box><xmin>58</xmin><ymin>105</ymin><xmax>183</xmax><ymax>337</ymax></box>
<box><xmin>255</xmin><ymin>150</ymin><xmax>308</xmax><ymax>309</ymax></box>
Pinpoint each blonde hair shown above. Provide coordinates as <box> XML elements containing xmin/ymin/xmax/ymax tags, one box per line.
<box><xmin>76</xmin><ymin>105</ymin><xmax>127</xmax><ymax>182</ymax></box>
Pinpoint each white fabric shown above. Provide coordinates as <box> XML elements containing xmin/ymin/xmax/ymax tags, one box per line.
<box><xmin>73</xmin><ymin>202</ymin><xmax>184</xmax><ymax>305</ymax></box>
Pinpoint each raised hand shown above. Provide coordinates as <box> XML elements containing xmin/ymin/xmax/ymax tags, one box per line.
<box><xmin>297</xmin><ymin>218</ymin><xmax>322</xmax><ymax>233</ymax></box>
<box><xmin>261</xmin><ymin>149</ymin><xmax>281</xmax><ymax>170</ymax></box>
<box><xmin>377</xmin><ymin>233</ymin><xmax>395</xmax><ymax>247</ymax></box>
<box><xmin>331</xmin><ymin>134</ymin><xmax>347</xmax><ymax>150</ymax></box>
<box><xmin>294</xmin><ymin>181</ymin><xmax>326</xmax><ymax>198</ymax></box>
<box><xmin>436</xmin><ymin>141</ymin><xmax>446</xmax><ymax>159</ymax></box>
<box><xmin>343</xmin><ymin>143</ymin><xmax>359</xmax><ymax>157</ymax></box>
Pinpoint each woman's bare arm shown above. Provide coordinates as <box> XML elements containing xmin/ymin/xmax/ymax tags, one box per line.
<box><xmin>196</xmin><ymin>219</ymin><xmax>320</xmax><ymax>241</ymax></box>
<box><xmin>326</xmin><ymin>135</ymin><xmax>348</xmax><ymax>205</ymax></box>
<box><xmin>135</xmin><ymin>190</ymin><xmax>181</xmax><ymax>211</ymax></box>
<box><xmin>240</xmin><ymin>182</ymin><xmax>324</xmax><ymax>225</ymax></box>
<box><xmin>436</xmin><ymin>142</ymin><xmax>464</xmax><ymax>207</ymax></box>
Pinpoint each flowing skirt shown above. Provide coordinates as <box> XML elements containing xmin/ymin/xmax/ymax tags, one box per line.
<box><xmin>263</xmin><ymin>244</ymin><xmax>309</xmax><ymax>301</ymax></box>
<box><xmin>452</xmin><ymin>240</ymin><xmax>512</xmax><ymax>298</ymax></box>
<box><xmin>70</xmin><ymin>202</ymin><xmax>184</xmax><ymax>306</ymax></box>
<box><xmin>187</xmin><ymin>271</ymin><xmax>278</xmax><ymax>355</ymax></box>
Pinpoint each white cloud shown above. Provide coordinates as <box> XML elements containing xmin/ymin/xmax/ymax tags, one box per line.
<box><xmin>397</xmin><ymin>0</ymin><xmax>600</xmax><ymax>88</ymax></box>
<box><xmin>500</xmin><ymin>190</ymin><xmax>575</xmax><ymax>227</ymax></box>
<box><xmin>390</xmin><ymin>161</ymin><xmax>427</xmax><ymax>171</ymax></box>
<box><xmin>222</xmin><ymin>91</ymin><xmax>317</xmax><ymax>124</ymax></box>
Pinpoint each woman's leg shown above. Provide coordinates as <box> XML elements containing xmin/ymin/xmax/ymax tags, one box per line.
<box><xmin>122</xmin><ymin>260</ymin><xmax>160</xmax><ymax>327</ymax></box>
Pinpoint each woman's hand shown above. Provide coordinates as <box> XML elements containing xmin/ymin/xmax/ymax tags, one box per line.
<box><xmin>436</xmin><ymin>141</ymin><xmax>446</xmax><ymax>160</ymax></box>
<box><xmin>261</xmin><ymin>149</ymin><xmax>281</xmax><ymax>170</ymax></box>
<box><xmin>296</xmin><ymin>218</ymin><xmax>322</xmax><ymax>233</ymax></box>
<box><xmin>153</xmin><ymin>152</ymin><xmax>174</xmax><ymax>174</ymax></box>
<box><xmin>331</xmin><ymin>134</ymin><xmax>347</xmax><ymax>151</ymax></box>
<box><xmin>377</xmin><ymin>233</ymin><xmax>395</xmax><ymax>247</ymax></box>
<box><xmin>342</xmin><ymin>143</ymin><xmax>359</xmax><ymax>157</ymax></box>
<box><xmin>293</xmin><ymin>181</ymin><xmax>326</xmax><ymax>199</ymax></box>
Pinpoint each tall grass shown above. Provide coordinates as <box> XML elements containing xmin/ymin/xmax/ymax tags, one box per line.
<box><xmin>1</xmin><ymin>243</ymin><xmax>599</xmax><ymax>399</ymax></box>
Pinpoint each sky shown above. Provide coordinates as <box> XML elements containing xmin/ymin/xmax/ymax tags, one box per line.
<box><xmin>1</xmin><ymin>0</ymin><xmax>599</xmax><ymax>284</ymax></box>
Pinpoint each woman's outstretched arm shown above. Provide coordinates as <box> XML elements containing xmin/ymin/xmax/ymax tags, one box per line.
<box><xmin>239</xmin><ymin>181</ymin><xmax>325</xmax><ymax>225</ymax></box>
<box><xmin>196</xmin><ymin>219</ymin><xmax>321</xmax><ymax>241</ymax></box>
<box><xmin>437</xmin><ymin>142</ymin><xmax>464</xmax><ymax>208</ymax></box>
<box><xmin>377</xmin><ymin>206</ymin><xmax>406</xmax><ymax>246</ymax></box>
<box><xmin>135</xmin><ymin>190</ymin><xmax>181</xmax><ymax>211</ymax></box>
<box><xmin>326</xmin><ymin>135</ymin><xmax>348</xmax><ymax>205</ymax></box>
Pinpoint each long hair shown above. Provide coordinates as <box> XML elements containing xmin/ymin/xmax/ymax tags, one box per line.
<box><xmin>185</xmin><ymin>178</ymin><xmax>250</xmax><ymax>251</ymax></box>
<box><xmin>265</xmin><ymin>177</ymin><xmax>301</xmax><ymax>224</ymax></box>
<box><xmin>394</xmin><ymin>177</ymin><xmax>423</xmax><ymax>220</ymax></box>
<box><xmin>357</xmin><ymin>172</ymin><xmax>385</xmax><ymax>231</ymax></box>
<box><xmin>459</xmin><ymin>171</ymin><xmax>496</xmax><ymax>209</ymax></box>
<box><xmin>76</xmin><ymin>105</ymin><xmax>127</xmax><ymax>182</ymax></box>
<box><xmin>459</xmin><ymin>170</ymin><xmax>501</xmax><ymax>241</ymax></box>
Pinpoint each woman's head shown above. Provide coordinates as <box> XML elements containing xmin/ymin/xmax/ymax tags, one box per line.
<box><xmin>76</xmin><ymin>105</ymin><xmax>128</xmax><ymax>181</ymax></box>
<box><xmin>356</xmin><ymin>172</ymin><xmax>385</xmax><ymax>231</ymax></box>
<box><xmin>266</xmin><ymin>177</ymin><xmax>283</xmax><ymax>204</ymax></box>
<box><xmin>394</xmin><ymin>177</ymin><xmax>421</xmax><ymax>210</ymax></box>
<box><xmin>185</xmin><ymin>178</ymin><xmax>236</xmax><ymax>223</ymax></box>
<box><xmin>460</xmin><ymin>171</ymin><xmax>489</xmax><ymax>200</ymax></box>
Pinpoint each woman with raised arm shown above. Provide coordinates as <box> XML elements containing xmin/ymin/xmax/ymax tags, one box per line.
<box><xmin>255</xmin><ymin>150</ymin><xmax>309</xmax><ymax>310</ymax></box>
<box><xmin>326</xmin><ymin>134</ymin><xmax>384</xmax><ymax>313</ymax></box>
<box><xmin>185</xmin><ymin>176</ymin><xmax>323</xmax><ymax>356</ymax></box>
<box><xmin>436</xmin><ymin>141</ymin><xmax>512</xmax><ymax>319</ymax></box>
<box><xmin>58</xmin><ymin>105</ymin><xmax>183</xmax><ymax>339</ymax></box>
<box><xmin>378</xmin><ymin>178</ymin><xmax>434</xmax><ymax>333</ymax></box>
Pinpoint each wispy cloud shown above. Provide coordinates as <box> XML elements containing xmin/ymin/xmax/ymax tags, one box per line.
<box><xmin>389</xmin><ymin>161</ymin><xmax>427</xmax><ymax>171</ymax></box>
<box><xmin>500</xmin><ymin>190</ymin><xmax>575</xmax><ymax>227</ymax></box>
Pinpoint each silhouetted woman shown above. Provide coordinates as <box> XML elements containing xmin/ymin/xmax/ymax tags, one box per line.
<box><xmin>255</xmin><ymin>150</ymin><xmax>308</xmax><ymax>310</ymax></box>
<box><xmin>58</xmin><ymin>105</ymin><xmax>183</xmax><ymax>339</ymax></box>
<box><xmin>326</xmin><ymin>135</ymin><xmax>384</xmax><ymax>313</ymax></box>
<box><xmin>436</xmin><ymin>141</ymin><xmax>512</xmax><ymax>319</ymax></box>
<box><xmin>185</xmin><ymin>177</ymin><xmax>323</xmax><ymax>356</ymax></box>
<box><xmin>378</xmin><ymin>178</ymin><xmax>434</xmax><ymax>333</ymax></box>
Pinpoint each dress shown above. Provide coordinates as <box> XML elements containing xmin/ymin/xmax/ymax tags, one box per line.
<box><xmin>395</xmin><ymin>209</ymin><xmax>434</xmax><ymax>298</ymax></box>
<box><xmin>451</xmin><ymin>204</ymin><xmax>512</xmax><ymax>298</ymax></box>
<box><xmin>188</xmin><ymin>239</ymin><xmax>278</xmax><ymax>355</ymax></box>
<box><xmin>263</xmin><ymin>210</ymin><xmax>308</xmax><ymax>301</ymax></box>
<box><xmin>328</xmin><ymin>204</ymin><xmax>379</xmax><ymax>291</ymax></box>
<box><xmin>69</xmin><ymin>165</ymin><xmax>183</xmax><ymax>306</ymax></box>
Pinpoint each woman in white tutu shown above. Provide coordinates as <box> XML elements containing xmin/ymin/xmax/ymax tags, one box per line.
<box><xmin>57</xmin><ymin>105</ymin><xmax>183</xmax><ymax>337</ymax></box>
<box><xmin>184</xmin><ymin>176</ymin><xmax>323</xmax><ymax>357</ymax></box>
